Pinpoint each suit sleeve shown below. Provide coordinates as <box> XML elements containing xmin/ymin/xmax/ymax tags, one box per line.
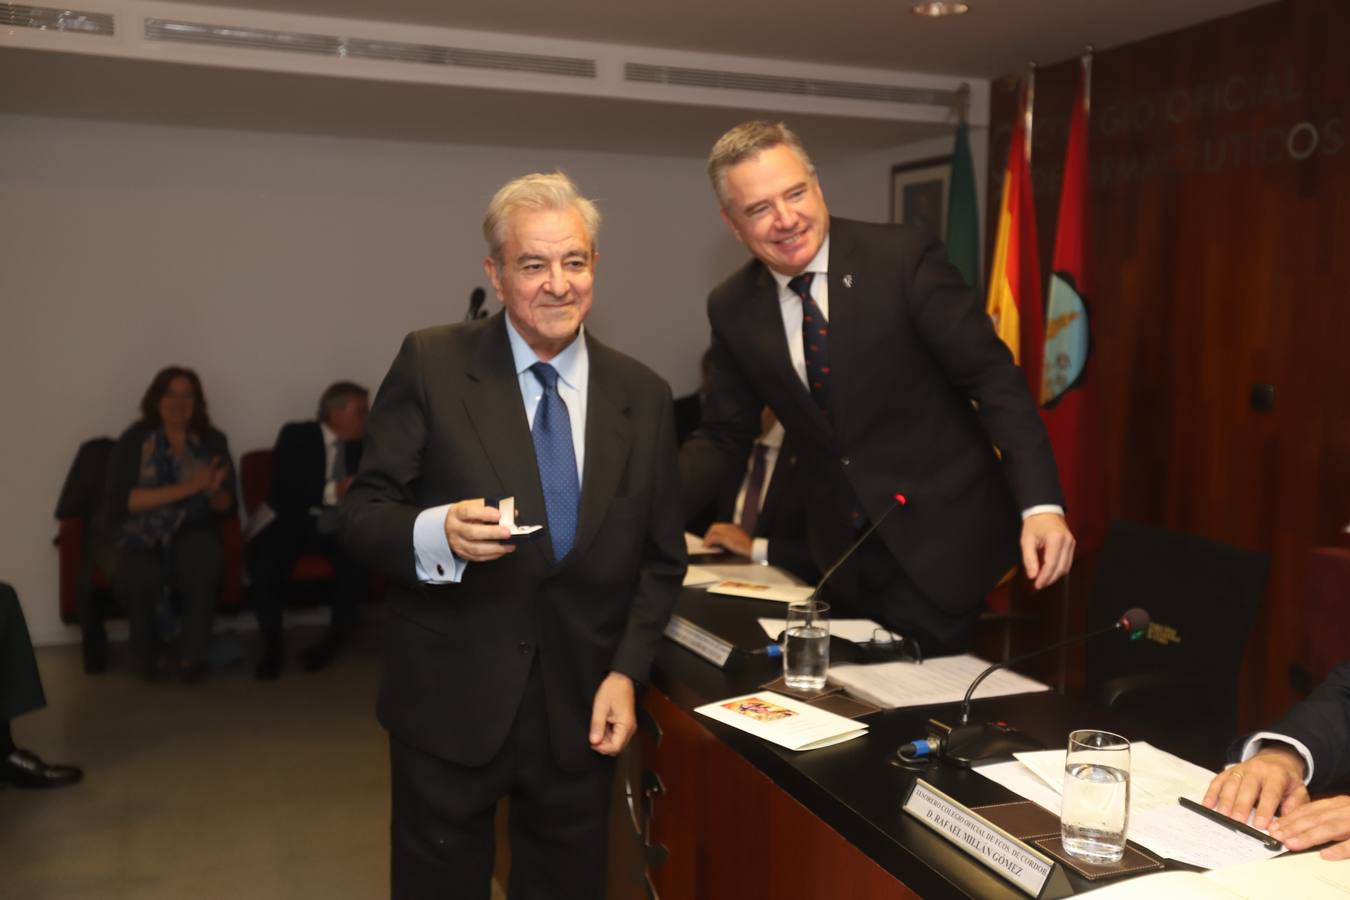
<box><xmin>904</xmin><ymin>233</ymin><xmax>1064</xmax><ymax>510</ymax></box>
<box><xmin>609</xmin><ymin>385</ymin><xmax>687</xmax><ymax>685</ymax></box>
<box><xmin>1258</xmin><ymin>663</ymin><xmax>1350</xmax><ymax>792</ymax></box>
<box><xmin>339</xmin><ymin>332</ymin><xmax>428</xmax><ymax>588</ymax></box>
<box><xmin>678</xmin><ymin>324</ymin><xmax>762</xmax><ymax>522</ymax></box>
<box><xmin>268</xmin><ymin>424</ymin><xmax>322</xmax><ymax>519</ymax></box>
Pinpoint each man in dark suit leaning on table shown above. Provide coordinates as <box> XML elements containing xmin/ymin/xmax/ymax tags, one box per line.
<box><xmin>247</xmin><ymin>381</ymin><xmax>369</xmax><ymax>680</ymax></box>
<box><xmin>680</xmin><ymin>120</ymin><xmax>1075</xmax><ymax>655</ymax></box>
<box><xmin>1204</xmin><ymin>661</ymin><xmax>1350</xmax><ymax>860</ymax></box>
<box><xmin>340</xmin><ymin>171</ymin><xmax>685</xmax><ymax>899</ymax></box>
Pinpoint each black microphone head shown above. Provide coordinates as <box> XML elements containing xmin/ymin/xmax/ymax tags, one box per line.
<box><xmin>470</xmin><ymin>287</ymin><xmax>486</xmax><ymax>304</ymax></box>
<box><xmin>1118</xmin><ymin>608</ymin><xmax>1150</xmax><ymax>636</ymax></box>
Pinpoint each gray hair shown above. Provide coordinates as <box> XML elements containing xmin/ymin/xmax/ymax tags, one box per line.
<box><xmin>482</xmin><ymin>171</ymin><xmax>601</xmax><ymax>263</ymax></box>
<box><xmin>707</xmin><ymin>121</ymin><xmax>816</xmax><ymax>208</ymax></box>
<box><xmin>316</xmin><ymin>381</ymin><xmax>368</xmax><ymax>422</ymax></box>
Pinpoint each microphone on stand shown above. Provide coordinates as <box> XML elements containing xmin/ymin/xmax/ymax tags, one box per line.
<box><xmin>465</xmin><ymin>286</ymin><xmax>487</xmax><ymax>321</ymax></box>
<box><xmin>899</xmin><ymin>608</ymin><xmax>1151</xmax><ymax>767</ymax></box>
<box><xmin>746</xmin><ymin>491</ymin><xmax>909</xmax><ymax>660</ymax></box>
<box><xmin>806</xmin><ymin>491</ymin><xmax>908</xmax><ymax>604</ymax></box>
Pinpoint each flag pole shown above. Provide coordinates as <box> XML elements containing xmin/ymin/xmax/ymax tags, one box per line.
<box><xmin>1083</xmin><ymin>46</ymin><xmax>1093</xmax><ymax>116</ymax></box>
<box><xmin>1024</xmin><ymin>62</ymin><xmax>1036</xmax><ymax>165</ymax></box>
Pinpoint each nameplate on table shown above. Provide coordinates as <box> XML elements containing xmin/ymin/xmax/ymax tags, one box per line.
<box><xmin>902</xmin><ymin>779</ymin><xmax>1072</xmax><ymax>899</ymax></box>
<box><xmin>663</xmin><ymin>615</ymin><xmax>734</xmax><ymax>667</ymax></box>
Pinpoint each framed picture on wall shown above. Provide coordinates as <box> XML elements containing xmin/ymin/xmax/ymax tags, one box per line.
<box><xmin>890</xmin><ymin>156</ymin><xmax>952</xmax><ymax>236</ymax></box>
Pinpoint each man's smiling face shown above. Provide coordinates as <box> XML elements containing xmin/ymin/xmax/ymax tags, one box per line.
<box><xmin>718</xmin><ymin>142</ymin><xmax>830</xmax><ymax>277</ymax></box>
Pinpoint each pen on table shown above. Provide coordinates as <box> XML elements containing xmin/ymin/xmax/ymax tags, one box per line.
<box><xmin>1177</xmin><ymin>796</ymin><xmax>1284</xmax><ymax>852</ymax></box>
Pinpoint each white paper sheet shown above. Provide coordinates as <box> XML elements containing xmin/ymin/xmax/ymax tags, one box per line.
<box><xmin>682</xmin><ymin>565</ymin><xmax>721</xmax><ymax>587</ymax></box>
<box><xmin>757</xmin><ymin>617</ymin><xmax>891</xmax><ymax>644</ymax></box>
<box><xmin>1076</xmin><ymin>852</ymin><xmax>1350</xmax><ymax>899</ymax></box>
<box><xmin>1007</xmin><ymin>744</ymin><xmax>1285</xmax><ymax>870</ymax></box>
<box><xmin>826</xmin><ymin>655</ymin><xmax>1050</xmax><ymax>709</ymax></box>
<box><xmin>694</xmin><ymin>691</ymin><xmax>868</xmax><ymax>751</ymax></box>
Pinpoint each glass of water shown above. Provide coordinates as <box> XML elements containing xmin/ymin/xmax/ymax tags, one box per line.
<box><xmin>783</xmin><ymin>600</ymin><xmax>829</xmax><ymax>691</ymax></box>
<box><xmin>1061</xmin><ymin>729</ymin><xmax>1131</xmax><ymax>864</ymax></box>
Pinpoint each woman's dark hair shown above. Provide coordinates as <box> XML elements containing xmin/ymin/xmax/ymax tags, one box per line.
<box><xmin>137</xmin><ymin>366</ymin><xmax>213</xmax><ymax>437</ymax></box>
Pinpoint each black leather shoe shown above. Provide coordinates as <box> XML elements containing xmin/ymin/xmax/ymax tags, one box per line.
<box><xmin>0</xmin><ymin>749</ymin><xmax>83</xmax><ymax>789</ymax></box>
<box><xmin>254</xmin><ymin>651</ymin><xmax>283</xmax><ymax>682</ymax></box>
<box><xmin>297</xmin><ymin>636</ymin><xmax>339</xmax><ymax>672</ymax></box>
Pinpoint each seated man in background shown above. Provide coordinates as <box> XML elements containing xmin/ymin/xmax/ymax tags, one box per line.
<box><xmin>1</xmin><ymin>583</ymin><xmax>83</xmax><ymax>789</ymax></box>
<box><xmin>1203</xmin><ymin>661</ymin><xmax>1350</xmax><ymax>859</ymax></box>
<box><xmin>689</xmin><ymin>407</ymin><xmax>818</xmax><ymax>584</ymax></box>
<box><xmin>247</xmin><ymin>381</ymin><xmax>369</xmax><ymax>680</ymax></box>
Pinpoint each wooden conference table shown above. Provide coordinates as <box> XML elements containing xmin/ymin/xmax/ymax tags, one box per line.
<box><xmin>610</xmin><ymin>587</ymin><xmax>1195</xmax><ymax>900</ymax></box>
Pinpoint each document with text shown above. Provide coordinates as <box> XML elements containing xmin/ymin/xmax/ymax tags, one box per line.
<box><xmin>827</xmin><ymin>655</ymin><xmax>1050</xmax><ymax>709</ymax></box>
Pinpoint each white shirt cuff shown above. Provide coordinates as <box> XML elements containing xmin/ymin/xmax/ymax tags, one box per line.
<box><xmin>750</xmin><ymin>537</ymin><xmax>769</xmax><ymax>564</ymax></box>
<box><xmin>1022</xmin><ymin>504</ymin><xmax>1065</xmax><ymax>520</ymax></box>
<box><xmin>322</xmin><ymin>479</ymin><xmax>339</xmax><ymax>506</ymax></box>
<box><xmin>414</xmin><ymin>504</ymin><xmax>466</xmax><ymax>583</ymax></box>
<box><xmin>1239</xmin><ymin>732</ymin><xmax>1315</xmax><ymax>785</ymax></box>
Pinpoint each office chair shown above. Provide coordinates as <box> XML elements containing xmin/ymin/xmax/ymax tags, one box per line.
<box><xmin>1084</xmin><ymin>520</ymin><xmax>1269</xmax><ymax>770</ymax></box>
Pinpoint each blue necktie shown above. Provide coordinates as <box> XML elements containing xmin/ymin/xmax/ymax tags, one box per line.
<box><xmin>529</xmin><ymin>362</ymin><xmax>580</xmax><ymax>562</ymax></box>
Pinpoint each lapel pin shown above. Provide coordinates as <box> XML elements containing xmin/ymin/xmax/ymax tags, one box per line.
<box><xmin>843</xmin><ymin>274</ymin><xmax>854</xmax><ymax>288</ymax></box>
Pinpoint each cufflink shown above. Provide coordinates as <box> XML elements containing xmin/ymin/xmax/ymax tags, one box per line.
<box><xmin>843</xmin><ymin>274</ymin><xmax>854</xmax><ymax>288</ymax></box>
<box><xmin>436</xmin><ymin>564</ymin><xmax>445</xmax><ymax>576</ymax></box>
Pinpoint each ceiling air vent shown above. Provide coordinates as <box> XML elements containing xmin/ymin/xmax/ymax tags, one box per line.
<box><xmin>143</xmin><ymin>18</ymin><xmax>597</xmax><ymax>79</ymax></box>
<box><xmin>1</xmin><ymin>3</ymin><xmax>114</xmax><ymax>35</ymax></box>
<box><xmin>625</xmin><ymin>62</ymin><xmax>955</xmax><ymax>108</ymax></box>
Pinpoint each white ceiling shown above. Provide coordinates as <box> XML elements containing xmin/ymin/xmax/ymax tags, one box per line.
<box><xmin>0</xmin><ymin>0</ymin><xmax>1276</xmax><ymax>154</ymax></box>
<box><xmin>180</xmin><ymin>0</ymin><xmax>1275</xmax><ymax>78</ymax></box>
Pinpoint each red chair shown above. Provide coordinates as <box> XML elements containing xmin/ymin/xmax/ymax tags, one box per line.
<box><xmin>56</xmin><ymin>512</ymin><xmax>243</xmax><ymax>623</ymax></box>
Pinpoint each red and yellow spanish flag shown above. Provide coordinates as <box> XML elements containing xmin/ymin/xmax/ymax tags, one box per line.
<box><xmin>985</xmin><ymin>78</ymin><xmax>1043</xmax><ymax>399</ymax></box>
<box><xmin>1041</xmin><ymin>54</ymin><xmax>1104</xmax><ymax>547</ymax></box>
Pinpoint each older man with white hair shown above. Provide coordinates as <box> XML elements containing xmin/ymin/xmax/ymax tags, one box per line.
<box><xmin>341</xmin><ymin>172</ymin><xmax>685</xmax><ymax>899</ymax></box>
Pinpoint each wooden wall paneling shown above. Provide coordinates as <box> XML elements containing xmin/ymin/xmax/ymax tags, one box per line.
<box><xmin>985</xmin><ymin>0</ymin><xmax>1350</xmax><ymax>726</ymax></box>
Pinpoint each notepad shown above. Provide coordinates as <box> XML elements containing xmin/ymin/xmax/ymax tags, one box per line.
<box><xmin>694</xmin><ymin>691</ymin><xmax>868</xmax><ymax>751</ymax></box>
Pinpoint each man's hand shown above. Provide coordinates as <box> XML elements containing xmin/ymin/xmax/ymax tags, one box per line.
<box><xmin>589</xmin><ymin>672</ymin><xmax>636</xmax><ymax>756</ymax></box>
<box><xmin>335</xmin><ymin>475</ymin><xmax>355</xmax><ymax>500</ymax></box>
<box><xmin>1269</xmin><ymin>795</ymin><xmax>1350</xmax><ymax>859</ymax></box>
<box><xmin>1203</xmin><ymin>745</ymin><xmax>1309</xmax><ymax>828</ymax></box>
<box><xmin>443</xmin><ymin>499</ymin><xmax>514</xmax><ymax>563</ymax></box>
<box><xmin>701</xmin><ymin>523</ymin><xmax>752</xmax><ymax>557</ymax></box>
<box><xmin>1020</xmin><ymin>513</ymin><xmax>1075</xmax><ymax>590</ymax></box>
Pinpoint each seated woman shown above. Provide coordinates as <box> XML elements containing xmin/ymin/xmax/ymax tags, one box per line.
<box><xmin>99</xmin><ymin>366</ymin><xmax>236</xmax><ymax>682</ymax></box>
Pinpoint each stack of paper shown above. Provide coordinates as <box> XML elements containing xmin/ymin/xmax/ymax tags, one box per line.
<box><xmin>827</xmin><ymin>655</ymin><xmax>1050</xmax><ymax>709</ymax></box>
<box><xmin>1076</xmin><ymin>852</ymin><xmax>1350</xmax><ymax>898</ymax></box>
<box><xmin>974</xmin><ymin>742</ymin><xmax>1287</xmax><ymax>870</ymax></box>
<box><xmin>694</xmin><ymin>691</ymin><xmax>868</xmax><ymax>751</ymax></box>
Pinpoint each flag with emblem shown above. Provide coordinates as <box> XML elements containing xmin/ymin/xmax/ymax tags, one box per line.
<box><xmin>984</xmin><ymin>73</ymin><xmax>1043</xmax><ymax>399</ymax></box>
<box><xmin>1041</xmin><ymin>52</ymin><xmax>1104</xmax><ymax>546</ymax></box>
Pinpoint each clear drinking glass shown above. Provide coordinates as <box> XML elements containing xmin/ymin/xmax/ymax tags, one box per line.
<box><xmin>783</xmin><ymin>600</ymin><xmax>830</xmax><ymax>691</ymax></box>
<box><xmin>1061</xmin><ymin>729</ymin><xmax>1131</xmax><ymax>863</ymax></box>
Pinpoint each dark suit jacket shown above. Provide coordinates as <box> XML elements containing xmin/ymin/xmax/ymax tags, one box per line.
<box><xmin>1229</xmin><ymin>662</ymin><xmax>1350</xmax><ymax>793</ymax></box>
<box><xmin>341</xmin><ymin>314</ymin><xmax>685</xmax><ymax>773</ymax></box>
<box><xmin>687</xmin><ymin>435</ymin><xmax>818</xmax><ymax>584</ymax></box>
<box><xmin>266</xmin><ymin>420</ymin><xmax>362</xmax><ymax>526</ymax></box>
<box><xmin>681</xmin><ymin>217</ymin><xmax>1063</xmax><ymax>620</ymax></box>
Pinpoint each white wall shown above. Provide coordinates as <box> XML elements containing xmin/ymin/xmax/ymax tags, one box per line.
<box><xmin>0</xmin><ymin>112</ymin><xmax>984</xmax><ymax>644</ymax></box>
